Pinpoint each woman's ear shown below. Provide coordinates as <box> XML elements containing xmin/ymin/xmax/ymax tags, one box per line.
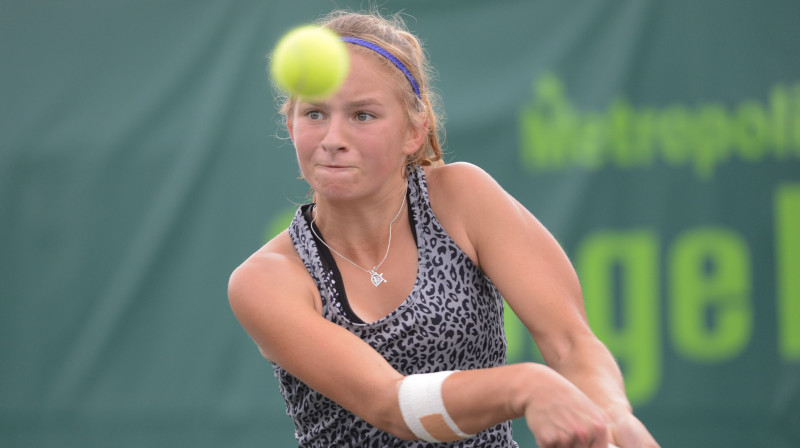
<box><xmin>287</xmin><ymin>118</ymin><xmax>295</xmax><ymax>143</ymax></box>
<box><xmin>403</xmin><ymin>117</ymin><xmax>429</xmax><ymax>156</ymax></box>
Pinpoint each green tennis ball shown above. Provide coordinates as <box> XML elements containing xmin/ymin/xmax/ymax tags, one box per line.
<box><xmin>270</xmin><ymin>25</ymin><xmax>350</xmax><ymax>100</ymax></box>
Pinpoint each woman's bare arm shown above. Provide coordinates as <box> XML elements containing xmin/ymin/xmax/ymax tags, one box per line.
<box><xmin>427</xmin><ymin>162</ymin><xmax>658</xmax><ymax>447</ymax></box>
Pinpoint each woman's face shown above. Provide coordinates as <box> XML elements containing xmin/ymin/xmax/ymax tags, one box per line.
<box><xmin>288</xmin><ymin>48</ymin><xmax>423</xmax><ymax>202</ymax></box>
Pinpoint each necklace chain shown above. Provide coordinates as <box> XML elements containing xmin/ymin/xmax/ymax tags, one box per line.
<box><xmin>310</xmin><ymin>183</ymin><xmax>408</xmax><ymax>287</ymax></box>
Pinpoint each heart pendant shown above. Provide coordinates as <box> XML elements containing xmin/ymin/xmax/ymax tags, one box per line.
<box><xmin>370</xmin><ymin>270</ymin><xmax>387</xmax><ymax>287</ymax></box>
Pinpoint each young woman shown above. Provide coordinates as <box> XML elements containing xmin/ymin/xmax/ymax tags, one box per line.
<box><xmin>229</xmin><ymin>9</ymin><xmax>659</xmax><ymax>448</ymax></box>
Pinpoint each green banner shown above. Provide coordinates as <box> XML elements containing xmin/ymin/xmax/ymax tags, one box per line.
<box><xmin>2</xmin><ymin>1</ymin><xmax>798</xmax><ymax>447</ymax></box>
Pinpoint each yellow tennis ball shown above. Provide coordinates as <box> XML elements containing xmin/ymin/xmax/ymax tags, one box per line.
<box><xmin>270</xmin><ymin>25</ymin><xmax>350</xmax><ymax>100</ymax></box>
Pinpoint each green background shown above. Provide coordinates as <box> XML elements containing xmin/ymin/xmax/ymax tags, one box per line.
<box><xmin>2</xmin><ymin>1</ymin><xmax>798</xmax><ymax>446</ymax></box>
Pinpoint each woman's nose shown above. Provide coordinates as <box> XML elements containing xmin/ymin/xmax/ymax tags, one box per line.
<box><xmin>321</xmin><ymin>115</ymin><xmax>347</xmax><ymax>152</ymax></box>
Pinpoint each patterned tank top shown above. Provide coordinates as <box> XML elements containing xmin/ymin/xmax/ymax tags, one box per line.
<box><xmin>278</xmin><ymin>166</ymin><xmax>518</xmax><ymax>447</ymax></box>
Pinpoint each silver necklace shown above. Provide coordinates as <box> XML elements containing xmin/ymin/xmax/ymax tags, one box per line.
<box><xmin>310</xmin><ymin>184</ymin><xmax>408</xmax><ymax>287</ymax></box>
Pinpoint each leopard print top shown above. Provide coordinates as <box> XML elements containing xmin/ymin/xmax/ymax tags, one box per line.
<box><xmin>278</xmin><ymin>166</ymin><xmax>517</xmax><ymax>447</ymax></box>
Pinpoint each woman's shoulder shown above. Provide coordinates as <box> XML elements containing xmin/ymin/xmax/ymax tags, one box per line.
<box><xmin>424</xmin><ymin>161</ymin><xmax>505</xmax><ymax>204</ymax></box>
<box><xmin>228</xmin><ymin>229</ymin><xmax>323</xmax><ymax>362</ymax></box>
<box><xmin>228</xmin><ymin>229</ymin><xmax>315</xmax><ymax>311</ymax></box>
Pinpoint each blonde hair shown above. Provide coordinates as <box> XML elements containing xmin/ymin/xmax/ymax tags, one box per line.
<box><xmin>276</xmin><ymin>9</ymin><xmax>445</xmax><ymax>171</ymax></box>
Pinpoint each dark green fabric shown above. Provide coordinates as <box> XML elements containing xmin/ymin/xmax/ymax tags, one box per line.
<box><xmin>2</xmin><ymin>1</ymin><xmax>798</xmax><ymax>446</ymax></box>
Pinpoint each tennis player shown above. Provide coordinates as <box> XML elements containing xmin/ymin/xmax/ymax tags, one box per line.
<box><xmin>229</xmin><ymin>9</ymin><xmax>660</xmax><ymax>448</ymax></box>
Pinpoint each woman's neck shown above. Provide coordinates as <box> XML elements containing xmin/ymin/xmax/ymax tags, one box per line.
<box><xmin>312</xmin><ymin>179</ymin><xmax>408</xmax><ymax>263</ymax></box>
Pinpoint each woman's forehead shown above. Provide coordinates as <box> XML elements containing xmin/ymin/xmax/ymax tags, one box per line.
<box><xmin>345</xmin><ymin>47</ymin><xmax>408</xmax><ymax>94</ymax></box>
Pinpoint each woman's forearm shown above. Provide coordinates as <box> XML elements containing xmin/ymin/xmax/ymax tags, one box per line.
<box><xmin>435</xmin><ymin>362</ymin><xmax>612</xmax><ymax>445</ymax></box>
<box><xmin>547</xmin><ymin>337</ymin><xmax>632</xmax><ymax>416</ymax></box>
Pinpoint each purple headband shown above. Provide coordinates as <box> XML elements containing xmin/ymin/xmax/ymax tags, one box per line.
<box><xmin>341</xmin><ymin>36</ymin><xmax>422</xmax><ymax>99</ymax></box>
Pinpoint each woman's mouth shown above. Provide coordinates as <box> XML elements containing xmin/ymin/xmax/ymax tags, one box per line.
<box><xmin>319</xmin><ymin>164</ymin><xmax>352</xmax><ymax>170</ymax></box>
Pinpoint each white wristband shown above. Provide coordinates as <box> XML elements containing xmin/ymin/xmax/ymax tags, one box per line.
<box><xmin>397</xmin><ymin>370</ymin><xmax>475</xmax><ymax>442</ymax></box>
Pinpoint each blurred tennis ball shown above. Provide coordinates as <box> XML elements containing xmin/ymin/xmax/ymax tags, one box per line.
<box><xmin>269</xmin><ymin>25</ymin><xmax>350</xmax><ymax>100</ymax></box>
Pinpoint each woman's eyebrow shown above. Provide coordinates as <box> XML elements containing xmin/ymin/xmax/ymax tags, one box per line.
<box><xmin>345</xmin><ymin>98</ymin><xmax>383</xmax><ymax>109</ymax></box>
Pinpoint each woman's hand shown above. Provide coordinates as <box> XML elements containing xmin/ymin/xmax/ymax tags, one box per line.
<box><xmin>522</xmin><ymin>366</ymin><xmax>612</xmax><ymax>448</ymax></box>
<box><xmin>608</xmin><ymin>410</ymin><xmax>660</xmax><ymax>448</ymax></box>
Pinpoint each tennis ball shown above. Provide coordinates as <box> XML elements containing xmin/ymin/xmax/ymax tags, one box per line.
<box><xmin>270</xmin><ymin>25</ymin><xmax>350</xmax><ymax>100</ymax></box>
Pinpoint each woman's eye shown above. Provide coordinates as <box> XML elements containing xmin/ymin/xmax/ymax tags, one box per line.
<box><xmin>307</xmin><ymin>111</ymin><xmax>323</xmax><ymax>120</ymax></box>
<box><xmin>355</xmin><ymin>112</ymin><xmax>374</xmax><ymax>122</ymax></box>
